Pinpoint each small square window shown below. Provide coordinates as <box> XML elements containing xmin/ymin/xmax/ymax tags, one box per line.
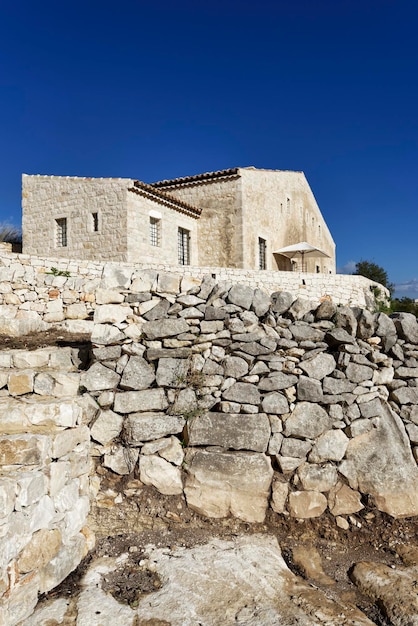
<box><xmin>56</xmin><ymin>218</ymin><xmax>67</xmax><ymax>247</ymax></box>
<box><xmin>150</xmin><ymin>217</ymin><xmax>161</xmax><ymax>246</ymax></box>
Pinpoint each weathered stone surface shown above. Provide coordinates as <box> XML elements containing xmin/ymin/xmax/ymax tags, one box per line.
<box><xmin>119</xmin><ymin>355</ymin><xmax>155</xmax><ymax>391</ymax></box>
<box><xmin>335</xmin><ymin>306</ymin><xmax>358</xmax><ymax>336</ymax></box>
<box><xmin>288</xmin><ymin>491</ymin><xmax>328</xmax><ymax>518</ymax></box>
<box><xmin>187</xmin><ymin>412</ymin><xmax>270</xmax><ymax>452</ymax></box>
<box><xmin>18</xmin><ymin>528</ymin><xmax>62</xmax><ymax>573</ymax></box>
<box><xmin>155</xmin><ymin>357</ymin><xmax>189</xmax><ymax>388</ymax></box>
<box><xmin>297</xmin><ymin>463</ymin><xmax>338</xmax><ymax>492</ymax></box>
<box><xmin>351</xmin><ymin>560</ymin><xmax>418</xmax><ymax>626</ymax></box>
<box><xmin>123</xmin><ymin>412</ymin><xmax>185</xmax><ymax>443</ymax></box>
<box><xmin>90</xmin><ymin>409</ymin><xmax>124</xmax><ymax>445</ymax></box>
<box><xmin>323</xmin><ymin>376</ymin><xmax>355</xmax><ymax>394</ymax></box>
<box><xmin>270</xmin><ymin>478</ymin><xmax>289</xmax><ymax>513</ymax></box>
<box><xmin>50</xmin><ymin>535</ymin><xmax>375</xmax><ymax>626</ymax></box>
<box><xmin>325</xmin><ymin>328</ymin><xmax>356</xmax><ymax>347</ymax></box>
<box><xmin>297</xmin><ymin>376</ymin><xmax>323</xmax><ymax>402</ymax></box>
<box><xmin>308</xmin><ymin>429</ymin><xmax>349</xmax><ymax>462</ymax></box>
<box><xmin>356</xmin><ymin>309</ymin><xmax>376</xmax><ymax>339</ymax></box>
<box><xmin>82</xmin><ymin>362</ymin><xmax>120</xmax><ymax>392</ymax></box>
<box><xmin>292</xmin><ymin>545</ymin><xmax>336</xmax><ymax>585</ymax></box>
<box><xmin>184</xmin><ymin>449</ymin><xmax>273</xmax><ymax>522</ymax></box>
<box><xmin>91</xmin><ymin>323</ymin><xmax>125</xmax><ymax>345</ymax></box>
<box><xmin>222</xmin><ymin>382</ymin><xmax>260</xmax><ymax>405</ymax></box>
<box><xmin>113</xmin><ymin>389</ymin><xmax>168</xmax><ymax>413</ymax></box>
<box><xmin>299</xmin><ymin>352</ymin><xmax>336</xmax><ymax>379</ymax></box>
<box><xmin>258</xmin><ymin>372</ymin><xmax>298</xmax><ymax>391</ymax></box>
<box><xmin>223</xmin><ymin>355</ymin><xmax>249</xmax><ymax>378</ymax></box>
<box><xmin>390</xmin><ymin>386</ymin><xmax>418</xmax><ymax>404</ymax></box>
<box><xmin>261</xmin><ymin>391</ymin><xmax>289</xmax><ymax>414</ymax></box>
<box><xmin>289</xmin><ymin>323</ymin><xmax>324</xmax><ymax>342</ymax></box>
<box><xmin>52</xmin><ymin>426</ymin><xmax>90</xmax><ymax>458</ymax></box>
<box><xmin>95</xmin><ymin>288</ymin><xmax>125</xmax><ymax>304</ymax></box>
<box><xmin>315</xmin><ymin>298</ymin><xmax>337</xmax><ymax>320</ymax></box>
<box><xmin>340</xmin><ymin>400</ymin><xmax>418</xmax><ymax>517</ymax></box>
<box><xmin>142</xmin><ymin>318</ymin><xmax>189</xmax><ymax>339</ymax></box>
<box><xmin>0</xmin><ymin>434</ymin><xmax>49</xmax><ymax>466</ymax></box>
<box><xmin>39</xmin><ymin>533</ymin><xmax>86</xmax><ymax>593</ymax></box>
<box><xmin>103</xmin><ymin>444</ymin><xmax>139</xmax><ymax>474</ymax></box>
<box><xmin>328</xmin><ymin>483</ymin><xmax>364</xmax><ymax>515</ymax></box>
<box><xmin>346</xmin><ymin>363</ymin><xmax>374</xmax><ymax>383</ymax></box>
<box><xmin>8</xmin><ymin>371</ymin><xmax>34</xmax><ymax>396</ymax></box>
<box><xmin>141</xmin><ymin>436</ymin><xmax>184</xmax><ymax>466</ymax></box>
<box><xmin>227</xmin><ymin>284</ymin><xmax>254</xmax><ymax>310</ymax></box>
<box><xmin>270</xmin><ymin>291</ymin><xmax>295</xmax><ymax>314</ymax></box>
<box><xmin>280</xmin><ymin>438</ymin><xmax>311</xmax><ymax>458</ymax></box>
<box><xmin>139</xmin><ymin>455</ymin><xmax>183</xmax><ymax>495</ymax></box>
<box><xmin>392</xmin><ymin>312</ymin><xmax>418</xmax><ymax>344</ymax></box>
<box><xmin>251</xmin><ymin>288</ymin><xmax>271</xmax><ymax>317</ymax></box>
<box><xmin>284</xmin><ymin>402</ymin><xmax>333</xmax><ymax>439</ymax></box>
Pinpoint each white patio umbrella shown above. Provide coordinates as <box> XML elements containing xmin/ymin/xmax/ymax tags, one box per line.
<box><xmin>274</xmin><ymin>241</ymin><xmax>330</xmax><ymax>272</ymax></box>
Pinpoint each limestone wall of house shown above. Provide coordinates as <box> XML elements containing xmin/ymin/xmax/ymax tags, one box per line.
<box><xmin>22</xmin><ymin>175</ymin><xmax>133</xmax><ymax>262</ymax></box>
<box><xmin>153</xmin><ymin>175</ymin><xmax>244</xmax><ymax>268</ymax></box>
<box><xmin>240</xmin><ymin>169</ymin><xmax>336</xmax><ymax>273</ymax></box>
<box><xmin>126</xmin><ymin>191</ymin><xmax>199</xmax><ymax>265</ymax></box>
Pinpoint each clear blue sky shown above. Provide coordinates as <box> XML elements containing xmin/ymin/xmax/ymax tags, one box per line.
<box><xmin>1</xmin><ymin>0</ymin><xmax>417</xmax><ymax>297</ymax></box>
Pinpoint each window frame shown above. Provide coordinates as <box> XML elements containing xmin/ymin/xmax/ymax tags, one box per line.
<box><xmin>55</xmin><ymin>217</ymin><xmax>68</xmax><ymax>247</ymax></box>
<box><xmin>178</xmin><ymin>227</ymin><xmax>190</xmax><ymax>265</ymax></box>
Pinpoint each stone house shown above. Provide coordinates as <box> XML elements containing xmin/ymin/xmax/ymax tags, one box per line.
<box><xmin>22</xmin><ymin>167</ymin><xmax>335</xmax><ymax>273</ymax></box>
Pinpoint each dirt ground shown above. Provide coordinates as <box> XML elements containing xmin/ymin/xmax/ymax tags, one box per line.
<box><xmin>43</xmin><ymin>470</ymin><xmax>418</xmax><ymax>626</ymax></box>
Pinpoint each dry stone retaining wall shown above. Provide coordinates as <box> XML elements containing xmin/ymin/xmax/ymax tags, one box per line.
<box><xmin>0</xmin><ymin>346</ymin><xmax>93</xmax><ymax>626</ymax></box>
<box><xmin>0</xmin><ymin>251</ymin><xmax>412</xmax><ymax>625</ymax></box>
<box><xmin>0</xmin><ymin>251</ymin><xmax>388</xmax><ymax>325</ymax></box>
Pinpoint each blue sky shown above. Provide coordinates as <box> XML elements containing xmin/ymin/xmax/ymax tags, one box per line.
<box><xmin>1</xmin><ymin>0</ymin><xmax>417</xmax><ymax>297</ymax></box>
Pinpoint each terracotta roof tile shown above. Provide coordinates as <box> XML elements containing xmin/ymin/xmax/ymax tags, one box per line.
<box><xmin>151</xmin><ymin>167</ymin><xmax>240</xmax><ymax>188</ymax></box>
<box><xmin>129</xmin><ymin>181</ymin><xmax>201</xmax><ymax>218</ymax></box>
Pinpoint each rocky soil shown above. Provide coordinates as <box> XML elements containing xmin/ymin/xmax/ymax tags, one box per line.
<box><xmin>23</xmin><ymin>477</ymin><xmax>418</xmax><ymax>626</ymax></box>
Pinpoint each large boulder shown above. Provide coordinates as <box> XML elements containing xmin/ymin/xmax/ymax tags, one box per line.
<box><xmin>339</xmin><ymin>400</ymin><xmax>418</xmax><ymax>517</ymax></box>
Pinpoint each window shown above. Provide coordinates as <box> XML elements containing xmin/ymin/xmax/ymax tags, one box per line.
<box><xmin>258</xmin><ymin>237</ymin><xmax>266</xmax><ymax>270</ymax></box>
<box><xmin>56</xmin><ymin>218</ymin><xmax>67</xmax><ymax>247</ymax></box>
<box><xmin>149</xmin><ymin>217</ymin><xmax>160</xmax><ymax>246</ymax></box>
<box><xmin>178</xmin><ymin>227</ymin><xmax>190</xmax><ymax>265</ymax></box>
<box><xmin>92</xmin><ymin>212</ymin><xmax>99</xmax><ymax>232</ymax></box>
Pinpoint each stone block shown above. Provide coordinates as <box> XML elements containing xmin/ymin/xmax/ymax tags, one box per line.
<box><xmin>123</xmin><ymin>412</ymin><xmax>185</xmax><ymax>443</ymax></box>
<box><xmin>297</xmin><ymin>463</ymin><xmax>338</xmax><ymax>492</ymax></box>
<box><xmin>18</xmin><ymin>528</ymin><xmax>62</xmax><ymax>573</ymax></box>
<box><xmin>90</xmin><ymin>409</ymin><xmax>124</xmax><ymax>445</ymax></box>
<box><xmin>52</xmin><ymin>425</ymin><xmax>90</xmax><ymax>458</ymax></box>
<box><xmin>142</xmin><ymin>318</ymin><xmax>189</xmax><ymax>340</ymax></box>
<box><xmin>187</xmin><ymin>412</ymin><xmax>270</xmax><ymax>452</ymax></box>
<box><xmin>95</xmin><ymin>288</ymin><xmax>124</xmax><ymax>304</ymax></box>
<box><xmin>114</xmin><ymin>389</ymin><xmax>168</xmax><ymax>414</ymax></box>
<box><xmin>184</xmin><ymin>449</ymin><xmax>273</xmax><ymax>522</ymax></box>
<box><xmin>39</xmin><ymin>533</ymin><xmax>86</xmax><ymax>593</ymax></box>
<box><xmin>8</xmin><ymin>371</ymin><xmax>34</xmax><ymax>396</ymax></box>
<box><xmin>15</xmin><ymin>471</ymin><xmax>47</xmax><ymax>509</ymax></box>
<box><xmin>0</xmin><ymin>435</ymin><xmax>50</xmax><ymax>467</ymax></box>
<box><xmin>284</xmin><ymin>402</ymin><xmax>333</xmax><ymax>439</ymax></box>
<box><xmin>94</xmin><ymin>304</ymin><xmax>132</xmax><ymax>324</ymax></box>
<box><xmin>139</xmin><ymin>455</ymin><xmax>183</xmax><ymax>495</ymax></box>
<box><xmin>155</xmin><ymin>357</ymin><xmax>189</xmax><ymax>388</ymax></box>
<box><xmin>288</xmin><ymin>491</ymin><xmax>327</xmax><ymax>518</ymax></box>
<box><xmin>103</xmin><ymin>444</ymin><xmax>139</xmax><ymax>475</ymax></box>
<box><xmin>82</xmin><ymin>362</ymin><xmax>120</xmax><ymax>392</ymax></box>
